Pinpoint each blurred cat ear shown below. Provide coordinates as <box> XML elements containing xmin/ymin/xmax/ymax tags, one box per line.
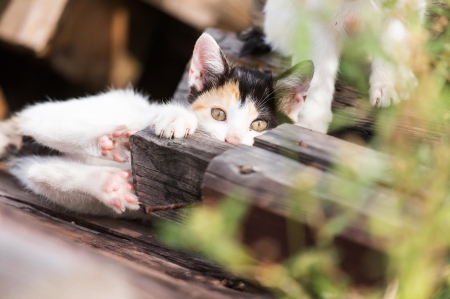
<box><xmin>274</xmin><ymin>60</ymin><xmax>314</xmax><ymax>121</ymax></box>
<box><xmin>189</xmin><ymin>33</ymin><xmax>230</xmax><ymax>92</ymax></box>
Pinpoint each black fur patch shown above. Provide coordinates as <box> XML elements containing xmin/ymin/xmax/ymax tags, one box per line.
<box><xmin>238</xmin><ymin>27</ymin><xmax>271</xmax><ymax>57</ymax></box>
<box><xmin>188</xmin><ymin>63</ymin><xmax>280</xmax><ymax>130</ymax></box>
<box><xmin>231</xmin><ymin>67</ymin><xmax>277</xmax><ymax>129</ymax></box>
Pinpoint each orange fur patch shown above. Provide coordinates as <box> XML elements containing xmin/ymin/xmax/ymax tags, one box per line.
<box><xmin>192</xmin><ymin>81</ymin><xmax>240</xmax><ymax>114</ymax></box>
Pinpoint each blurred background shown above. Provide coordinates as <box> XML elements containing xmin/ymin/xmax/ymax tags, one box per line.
<box><xmin>0</xmin><ymin>0</ymin><xmax>251</xmax><ymax>117</ymax></box>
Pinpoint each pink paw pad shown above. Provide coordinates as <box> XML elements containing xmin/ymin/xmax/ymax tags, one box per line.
<box><xmin>113</xmin><ymin>198</ymin><xmax>122</xmax><ymax>210</ymax></box>
<box><xmin>102</xmin><ymin>171</ymin><xmax>139</xmax><ymax>214</ymax></box>
<box><xmin>124</xmin><ymin>193</ymin><xmax>138</xmax><ymax>203</ymax></box>
<box><xmin>99</xmin><ymin>126</ymin><xmax>137</xmax><ymax>163</ymax></box>
<box><xmin>104</xmin><ymin>176</ymin><xmax>120</xmax><ymax>193</ymax></box>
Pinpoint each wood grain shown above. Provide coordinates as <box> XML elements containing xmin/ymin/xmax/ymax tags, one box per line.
<box><xmin>0</xmin><ymin>170</ymin><xmax>270</xmax><ymax>297</ymax></box>
<box><xmin>254</xmin><ymin>123</ymin><xmax>386</xmax><ymax>172</ymax></box>
<box><xmin>138</xmin><ymin>0</ymin><xmax>251</xmax><ymax>31</ymax></box>
<box><xmin>0</xmin><ymin>199</ymin><xmax>271</xmax><ymax>299</ymax></box>
<box><xmin>201</xmin><ymin>145</ymin><xmax>393</xmax><ymax>283</ymax></box>
<box><xmin>130</xmin><ymin>127</ymin><xmax>233</xmax><ymax>220</ymax></box>
<box><xmin>0</xmin><ymin>0</ymin><xmax>69</xmax><ymax>53</ymax></box>
<box><xmin>201</xmin><ymin>145</ymin><xmax>402</xmax><ymax>250</ymax></box>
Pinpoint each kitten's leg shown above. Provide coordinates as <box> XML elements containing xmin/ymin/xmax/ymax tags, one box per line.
<box><xmin>13</xmin><ymin>90</ymin><xmax>156</xmax><ymax>159</ymax></box>
<box><xmin>293</xmin><ymin>24</ymin><xmax>341</xmax><ymax>133</ymax></box>
<box><xmin>369</xmin><ymin>18</ymin><xmax>418</xmax><ymax>107</ymax></box>
<box><xmin>8</xmin><ymin>155</ymin><xmax>139</xmax><ymax>215</ymax></box>
<box><xmin>11</xmin><ymin>90</ymin><xmax>197</xmax><ymax>160</ymax></box>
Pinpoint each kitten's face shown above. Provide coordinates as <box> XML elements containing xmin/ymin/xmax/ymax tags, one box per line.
<box><xmin>190</xmin><ymin>68</ymin><xmax>277</xmax><ymax>145</ymax></box>
<box><xmin>187</xmin><ymin>33</ymin><xmax>313</xmax><ymax>146</ymax></box>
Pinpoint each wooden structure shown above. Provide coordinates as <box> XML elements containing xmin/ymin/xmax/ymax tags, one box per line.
<box><xmin>0</xmin><ymin>171</ymin><xmax>273</xmax><ymax>298</ymax></box>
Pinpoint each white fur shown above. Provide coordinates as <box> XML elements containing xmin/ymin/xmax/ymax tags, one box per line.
<box><xmin>4</xmin><ymin>89</ymin><xmax>198</xmax><ymax>216</ymax></box>
<box><xmin>264</xmin><ymin>0</ymin><xmax>426</xmax><ymax>132</ymax></box>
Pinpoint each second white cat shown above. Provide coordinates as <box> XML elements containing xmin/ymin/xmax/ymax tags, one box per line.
<box><xmin>244</xmin><ymin>0</ymin><xmax>426</xmax><ymax>133</ymax></box>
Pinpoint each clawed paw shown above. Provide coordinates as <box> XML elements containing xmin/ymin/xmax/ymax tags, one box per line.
<box><xmin>152</xmin><ymin>106</ymin><xmax>197</xmax><ymax>139</ymax></box>
<box><xmin>102</xmin><ymin>170</ymin><xmax>139</xmax><ymax>214</ymax></box>
<box><xmin>369</xmin><ymin>83</ymin><xmax>400</xmax><ymax>108</ymax></box>
<box><xmin>99</xmin><ymin>125</ymin><xmax>137</xmax><ymax>163</ymax></box>
<box><xmin>370</xmin><ymin>66</ymin><xmax>417</xmax><ymax>108</ymax></box>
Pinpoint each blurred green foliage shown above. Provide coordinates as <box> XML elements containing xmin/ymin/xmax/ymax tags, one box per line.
<box><xmin>159</xmin><ymin>1</ymin><xmax>450</xmax><ymax>298</ymax></box>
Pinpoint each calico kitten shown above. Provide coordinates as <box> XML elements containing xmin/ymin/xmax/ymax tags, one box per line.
<box><xmin>242</xmin><ymin>0</ymin><xmax>426</xmax><ymax>133</ymax></box>
<box><xmin>0</xmin><ymin>33</ymin><xmax>314</xmax><ymax>216</ymax></box>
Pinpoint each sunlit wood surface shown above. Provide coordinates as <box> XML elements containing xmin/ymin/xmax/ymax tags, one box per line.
<box><xmin>139</xmin><ymin>0</ymin><xmax>251</xmax><ymax>31</ymax></box>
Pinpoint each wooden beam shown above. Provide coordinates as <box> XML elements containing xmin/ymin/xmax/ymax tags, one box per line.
<box><xmin>202</xmin><ymin>144</ymin><xmax>400</xmax><ymax>250</ymax></box>
<box><xmin>138</xmin><ymin>0</ymin><xmax>251</xmax><ymax>31</ymax></box>
<box><xmin>0</xmin><ymin>170</ymin><xmax>269</xmax><ymax>297</ymax></box>
<box><xmin>0</xmin><ymin>199</ymin><xmax>270</xmax><ymax>299</ymax></box>
<box><xmin>130</xmin><ymin>127</ymin><xmax>233</xmax><ymax>221</ymax></box>
<box><xmin>0</xmin><ymin>0</ymin><xmax>69</xmax><ymax>53</ymax></box>
<box><xmin>201</xmin><ymin>144</ymin><xmax>393</xmax><ymax>283</ymax></box>
<box><xmin>129</xmin><ymin>121</ymin><xmax>394</xmax><ymax>282</ymax></box>
<box><xmin>254</xmin><ymin>124</ymin><xmax>387</xmax><ymax>172</ymax></box>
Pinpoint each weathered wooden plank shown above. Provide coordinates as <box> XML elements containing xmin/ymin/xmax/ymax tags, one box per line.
<box><xmin>138</xmin><ymin>0</ymin><xmax>251</xmax><ymax>31</ymax></box>
<box><xmin>0</xmin><ymin>199</ymin><xmax>270</xmax><ymax>299</ymax></box>
<box><xmin>130</xmin><ymin>127</ymin><xmax>233</xmax><ymax>221</ymax></box>
<box><xmin>201</xmin><ymin>145</ymin><xmax>398</xmax><ymax>282</ymax></box>
<box><xmin>254</xmin><ymin>123</ymin><xmax>386</xmax><ymax>172</ymax></box>
<box><xmin>202</xmin><ymin>145</ymin><xmax>400</xmax><ymax>250</ymax></box>
<box><xmin>0</xmin><ymin>170</ymin><xmax>268</xmax><ymax>296</ymax></box>
<box><xmin>0</xmin><ymin>0</ymin><xmax>69</xmax><ymax>53</ymax></box>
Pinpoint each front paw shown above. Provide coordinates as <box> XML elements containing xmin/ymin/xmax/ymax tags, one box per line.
<box><xmin>369</xmin><ymin>83</ymin><xmax>400</xmax><ymax>108</ymax></box>
<box><xmin>370</xmin><ymin>67</ymin><xmax>417</xmax><ymax>108</ymax></box>
<box><xmin>98</xmin><ymin>125</ymin><xmax>137</xmax><ymax>163</ymax></box>
<box><xmin>152</xmin><ymin>106</ymin><xmax>197</xmax><ymax>138</ymax></box>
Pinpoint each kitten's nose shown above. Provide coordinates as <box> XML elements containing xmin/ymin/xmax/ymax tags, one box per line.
<box><xmin>225</xmin><ymin>135</ymin><xmax>241</xmax><ymax>145</ymax></box>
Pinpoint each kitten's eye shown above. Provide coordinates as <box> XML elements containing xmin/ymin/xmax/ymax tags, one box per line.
<box><xmin>250</xmin><ymin>120</ymin><xmax>268</xmax><ymax>132</ymax></box>
<box><xmin>211</xmin><ymin>108</ymin><xmax>226</xmax><ymax>121</ymax></box>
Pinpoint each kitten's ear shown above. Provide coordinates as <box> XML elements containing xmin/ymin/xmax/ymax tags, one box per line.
<box><xmin>274</xmin><ymin>60</ymin><xmax>314</xmax><ymax>121</ymax></box>
<box><xmin>189</xmin><ymin>33</ymin><xmax>230</xmax><ymax>92</ymax></box>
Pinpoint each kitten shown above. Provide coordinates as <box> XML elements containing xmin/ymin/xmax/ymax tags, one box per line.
<box><xmin>0</xmin><ymin>33</ymin><xmax>314</xmax><ymax>216</ymax></box>
<box><xmin>241</xmin><ymin>0</ymin><xmax>426</xmax><ymax>133</ymax></box>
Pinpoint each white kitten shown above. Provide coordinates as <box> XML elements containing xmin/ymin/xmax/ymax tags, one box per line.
<box><xmin>262</xmin><ymin>0</ymin><xmax>426</xmax><ymax>133</ymax></box>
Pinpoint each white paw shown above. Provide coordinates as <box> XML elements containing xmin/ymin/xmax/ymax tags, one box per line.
<box><xmin>98</xmin><ymin>170</ymin><xmax>139</xmax><ymax>214</ymax></box>
<box><xmin>152</xmin><ymin>105</ymin><xmax>197</xmax><ymax>138</ymax></box>
<box><xmin>370</xmin><ymin>66</ymin><xmax>417</xmax><ymax>108</ymax></box>
<box><xmin>98</xmin><ymin>125</ymin><xmax>137</xmax><ymax>163</ymax></box>
<box><xmin>369</xmin><ymin>82</ymin><xmax>400</xmax><ymax>108</ymax></box>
